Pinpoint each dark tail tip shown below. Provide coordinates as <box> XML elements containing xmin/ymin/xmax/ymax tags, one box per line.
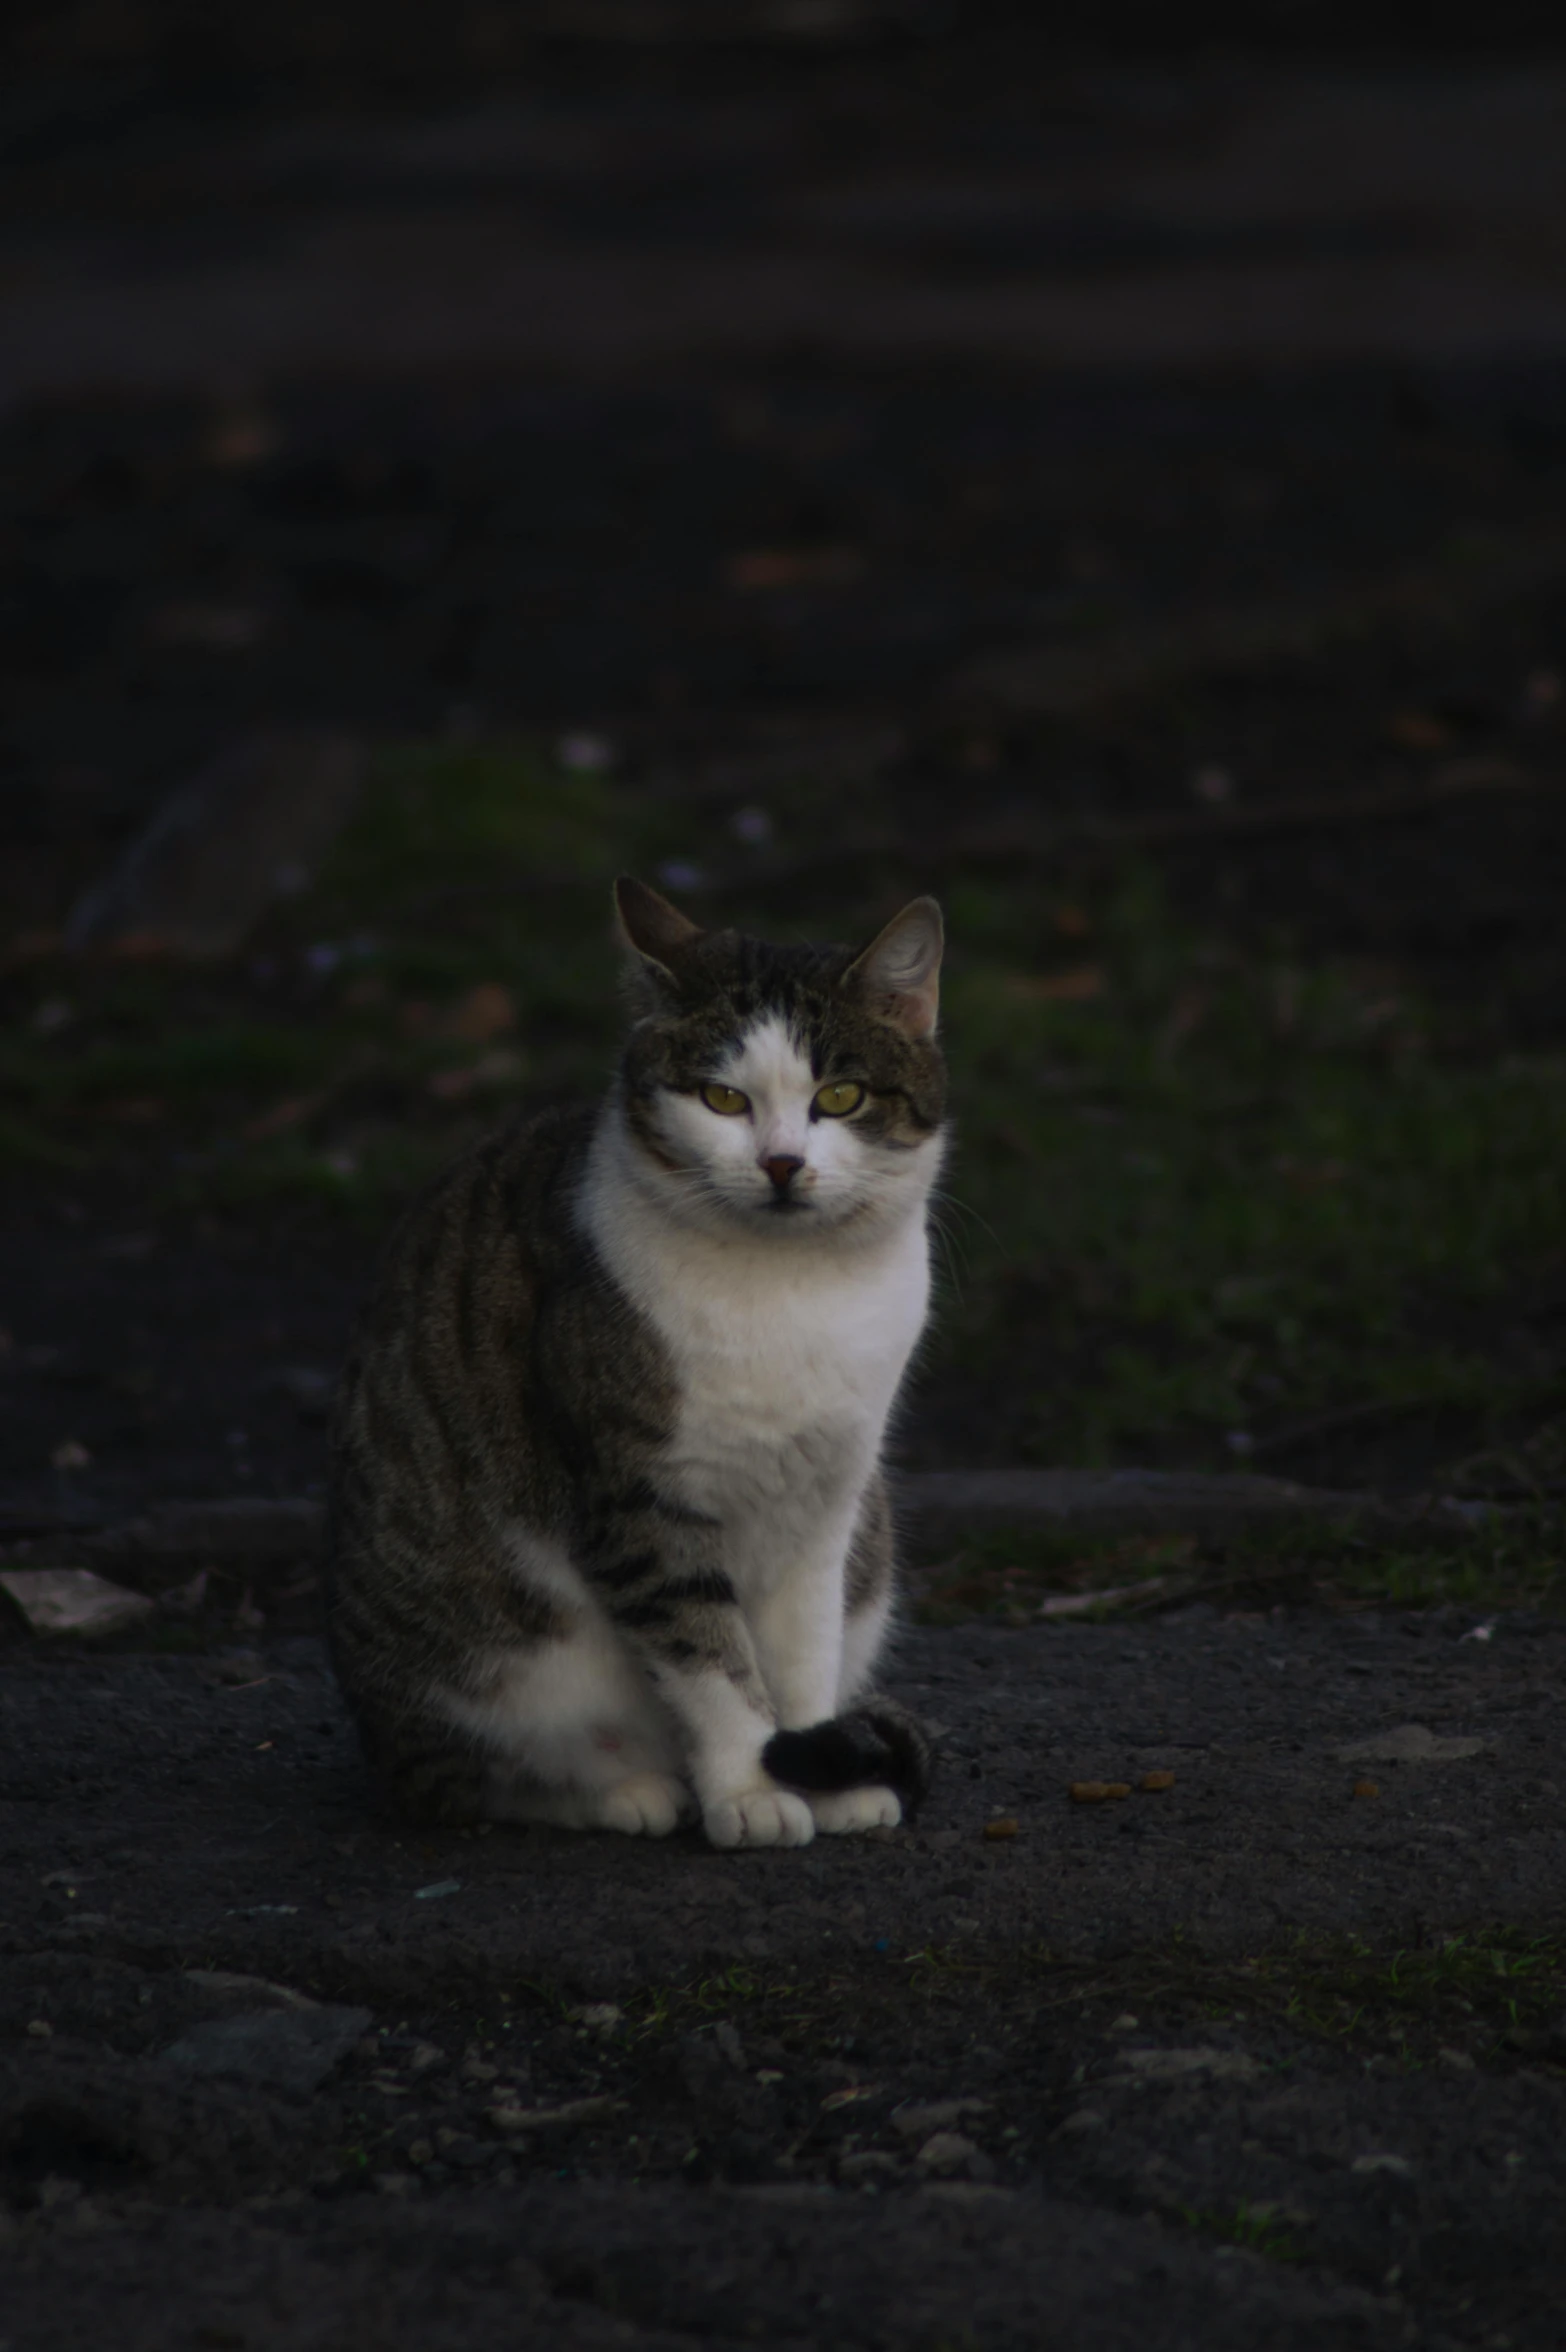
<box><xmin>763</xmin><ymin>1698</ymin><xmax>934</xmax><ymax>1815</ymax></box>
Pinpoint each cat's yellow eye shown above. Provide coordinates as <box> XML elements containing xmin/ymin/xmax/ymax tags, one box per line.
<box><xmin>813</xmin><ymin>1080</ymin><xmax>866</xmax><ymax>1118</ymax></box>
<box><xmin>700</xmin><ymin>1082</ymin><xmax>750</xmax><ymax>1116</ymax></box>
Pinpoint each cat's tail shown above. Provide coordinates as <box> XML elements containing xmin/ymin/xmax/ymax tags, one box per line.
<box><xmin>762</xmin><ymin>1696</ymin><xmax>934</xmax><ymax>1817</ymax></box>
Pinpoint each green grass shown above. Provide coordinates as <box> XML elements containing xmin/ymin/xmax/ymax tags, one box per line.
<box><xmin>936</xmin><ymin>869</ymin><xmax>1566</xmax><ymax>1466</ymax></box>
<box><xmin>909</xmin><ymin>1518</ymin><xmax>1566</xmax><ymax>1626</ymax></box>
<box><xmin>5</xmin><ymin>733</ymin><xmax>1565</xmax><ymax>1566</ymax></box>
<box><xmin>1176</xmin><ymin>2199</ymin><xmax>1306</xmax><ymax>2264</ymax></box>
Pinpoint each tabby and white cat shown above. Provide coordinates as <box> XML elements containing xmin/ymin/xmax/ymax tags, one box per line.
<box><xmin>327</xmin><ymin>879</ymin><xmax>945</xmax><ymax>1850</ymax></box>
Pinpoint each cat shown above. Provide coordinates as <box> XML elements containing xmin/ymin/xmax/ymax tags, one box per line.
<box><xmin>326</xmin><ymin>877</ymin><xmax>945</xmax><ymax>1850</ymax></box>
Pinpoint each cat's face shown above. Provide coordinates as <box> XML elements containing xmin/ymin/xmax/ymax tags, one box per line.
<box><xmin>613</xmin><ymin>884</ymin><xmax>947</xmax><ymax>1241</ymax></box>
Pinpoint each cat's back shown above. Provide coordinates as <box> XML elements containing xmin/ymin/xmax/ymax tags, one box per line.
<box><xmin>353</xmin><ymin>1100</ymin><xmax>593</xmax><ymax>1349</ymax></box>
<box><xmin>332</xmin><ymin>1103</ymin><xmax>625</xmax><ymax>1535</ymax></box>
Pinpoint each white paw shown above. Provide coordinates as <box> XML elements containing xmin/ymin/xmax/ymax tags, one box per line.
<box><xmin>703</xmin><ymin>1785</ymin><xmax>816</xmax><ymax>1851</ymax></box>
<box><xmin>809</xmin><ymin>1785</ymin><xmax>902</xmax><ymax>1836</ymax></box>
<box><xmin>598</xmin><ymin>1773</ymin><xmax>691</xmax><ymax>1838</ymax></box>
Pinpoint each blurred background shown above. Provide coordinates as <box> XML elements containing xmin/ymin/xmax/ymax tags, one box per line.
<box><xmin>2</xmin><ymin>1</ymin><xmax>1565</xmax><ymax>1599</ymax></box>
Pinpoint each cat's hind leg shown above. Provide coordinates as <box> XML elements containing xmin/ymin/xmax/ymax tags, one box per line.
<box><xmin>489</xmin><ymin>1768</ymin><xmax>691</xmax><ymax>1837</ymax></box>
<box><xmin>441</xmin><ymin>1544</ymin><xmax>693</xmax><ymax>1836</ymax></box>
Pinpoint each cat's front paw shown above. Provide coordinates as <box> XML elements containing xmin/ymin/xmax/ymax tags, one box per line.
<box><xmin>598</xmin><ymin>1772</ymin><xmax>692</xmax><ymax>1838</ymax></box>
<box><xmin>809</xmin><ymin>1784</ymin><xmax>902</xmax><ymax>1835</ymax></box>
<box><xmin>703</xmin><ymin>1785</ymin><xmax>816</xmax><ymax>1851</ymax></box>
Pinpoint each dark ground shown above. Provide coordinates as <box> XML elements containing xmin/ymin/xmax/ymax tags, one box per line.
<box><xmin>4</xmin><ymin>15</ymin><xmax>1566</xmax><ymax>2350</ymax></box>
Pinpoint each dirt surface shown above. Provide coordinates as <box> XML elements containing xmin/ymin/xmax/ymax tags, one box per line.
<box><xmin>4</xmin><ymin>1608</ymin><xmax>1565</xmax><ymax>2349</ymax></box>
<box><xmin>5</xmin><ymin>17</ymin><xmax>1566</xmax><ymax>2348</ymax></box>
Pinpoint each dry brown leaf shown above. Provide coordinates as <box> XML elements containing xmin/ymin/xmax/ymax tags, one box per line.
<box><xmin>1005</xmin><ymin>966</ymin><xmax>1105</xmax><ymax>1004</ymax></box>
<box><xmin>725</xmin><ymin>547</ymin><xmax>864</xmax><ymax>591</ymax></box>
<box><xmin>0</xmin><ymin>1567</ymin><xmax>154</xmax><ymax>1638</ymax></box>
<box><xmin>445</xmin><ymin>983</ymin><xmax>517</xmax><ymax>1044</ymax></box>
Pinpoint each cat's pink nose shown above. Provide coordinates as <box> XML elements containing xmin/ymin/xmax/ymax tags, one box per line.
<box><xmin>760</xmin><ymin>1153</ymin><xmax>805</xmax><ymax>1191</ymax></box>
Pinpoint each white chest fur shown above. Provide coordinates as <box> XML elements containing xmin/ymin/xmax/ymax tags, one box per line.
<box><xmin>580</xmin><ymin>1120</ymin><xmax>931</xmax><ymax>1525</ymax></box>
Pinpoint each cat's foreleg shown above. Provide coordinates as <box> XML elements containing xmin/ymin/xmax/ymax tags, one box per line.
<box><xmin>592</xmin><ymin>1517</ymin><xmax>814</xmax><ymax>1850</ymax></box>
<box><xmin>757</xmin><ymin>1479</ymin><xmax>910</xmax><ymax>1835</ymax></box>
<box><xmin>746</xmin><ymin>1523</ymin><xmax>850</xmax><ymax>1732</ymax></box>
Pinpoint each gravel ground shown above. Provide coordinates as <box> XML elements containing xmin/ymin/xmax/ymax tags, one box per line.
<box><xmin>3</xmin><ymin>1607</ymin><xmax>1563</xmax><ymax>2348</ymax></box>
<box><xmin>5</xmin><ymin>23</ymin><xmax>1566</xmax><ymax>2347</ymax></box>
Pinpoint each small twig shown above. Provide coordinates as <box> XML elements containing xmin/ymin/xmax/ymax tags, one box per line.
<box><xmin>1244</xmin><ymin>1393</ymin><xmax>1447</xmax><ymax>1464</ymax></box>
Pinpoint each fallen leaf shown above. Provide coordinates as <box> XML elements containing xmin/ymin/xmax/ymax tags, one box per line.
<box><xmin>445</xmin><ymin>983</ymin><xmax>516</xmax><ymax>1044</ymax></box>
<box><xmin>0</xmin><ymin>1567</ymin><xmax>153</xmax><ymax>1637</ymax></box>
<box><xmin>1005</xmin><ymin>966</ymin><xmax>1105</xmax><ymax>1004</ymax></box>
<box><xmin>982</xmin><ymin>1817</ymin><xmax>1019</xmax><ymax>1841</ymax></box>
<box><xmin>244</xmin><ymin>1093</ymin><xmax>327</xmax><ymax>1142</ymax></box>
<box><xmin>725</xmin><ymin>546</ymin><xmax>864</xmax><ymax>591</ymax></box>
<box><xmin>1386</xmin><ymin>710</ymin><xmax>1451</xmax><ymax>750</ymax></box>
<box><xmin>1036</xmin><ymin>1577</ymin><xmax>1165</xmax><ymax>1619</ymax></box>
<box><xmin>1353</xmin><ymin>1778</ymin><xmax>1381</xmax><ymax>1799</ymax></box>
<box><xmin>821</xmin><ymin>2083</ymin><xmax>882</xmax><ymax>2111</ymax></box>
<box><xmin>1114</xmin><ymin>2047</ymin><xmax>1259</xmax><ymax>2084</ymax></box>
<box><xmin>487</xmin><ymin>2095</ymin><xmax>624</xmax><ymax>2131</ymax></box>
<box><xmin>1068</xmin><ymin>1781</ymin><xmax>1131</xmax><ymax>1804</ymax></box>
<box><xmin>1140</xmin><ymin>1771</ymin><xmax>1176</xmax><ymax>1793</ymax></box>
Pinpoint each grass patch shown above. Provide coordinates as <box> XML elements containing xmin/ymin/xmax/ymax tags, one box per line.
<box><xmin>909</xmin><ymin>1517</ymin><xmax>1566</xmax><ymax>1627</ymax></box>
<box><xmin>936</xmin><ymin>869</ymin><xmax>1566</xmax><ymax>1468</ymax></box>
<box><xmin>5</xmin><ymin>733</ymin><xmax>1565</xmax><ymax>1544</ymax></box>
<box><xmin>1176</xmin><ymin>2199</ymin><xmax>1306</xmax><ymax>2264</ymax></box>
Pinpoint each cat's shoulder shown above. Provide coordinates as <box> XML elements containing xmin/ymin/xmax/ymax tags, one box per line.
<box><xmin>378</xmin><ymin>1101</ymin><xmax>598</xmax><ymax>1277</ymax></box>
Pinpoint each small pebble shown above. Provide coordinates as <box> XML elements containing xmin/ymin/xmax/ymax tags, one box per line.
<box><xmin>1069</xmin><ymin>1782</ymin><xmax>1131</xmax><ymax>1804</ymax></box>
<box><xmin>1140</xmin><ymin>1771</ymin><xmax>1175</xmax><ymax>1793</ymax></box>
<box><xmin>983</xmin><ymin>1817</ymin><xmax>1019</xmax><ymax>1841</ymax></box>
<box><xmin>26</xmin><ymin>2019</ymin><xmax>54</xmax><ymax>2038</ymax></box>
<box><xmin>916</xmin><ymin>2130</ymin><xmax>980</xmax><ymax>2174</ymax></box>
<box><xmin>1353</xmin><ymin>1779</ymin><xmax>1380</xmax><ymax>1799</ymax></box>
<box><xmin>1054</xmin><ymin>2109</ymin><xmax>1106</xmax><ymax>2138</ymax></box>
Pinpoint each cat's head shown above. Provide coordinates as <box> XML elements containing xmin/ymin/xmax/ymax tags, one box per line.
<box><xmin>610</xmin><ymin>878</ymin><xmax>947</xmax><ymax>1241</ymax></box>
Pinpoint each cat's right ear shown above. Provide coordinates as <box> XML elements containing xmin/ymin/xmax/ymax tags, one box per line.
<box><xmin>614</xmin><ymin>876</ymin><xmax>703</xmax><ymax>990</ymax></box>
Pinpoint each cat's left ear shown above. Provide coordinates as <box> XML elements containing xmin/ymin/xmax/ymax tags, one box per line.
<box><xmin>843</xmin><ymin>897</ymin><xmax>943</xmax><ymax>1038</ymax></box>
<box><xmin>614</xmin><ymin>875</ymin><xmax>703</xmax><ymax>987</ymax></box>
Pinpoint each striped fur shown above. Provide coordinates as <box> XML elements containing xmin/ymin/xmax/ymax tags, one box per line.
<box><xmin>327</xmin><ymin>885</ymin><xmax>945</xmax><ymax>1849</ymax></box>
